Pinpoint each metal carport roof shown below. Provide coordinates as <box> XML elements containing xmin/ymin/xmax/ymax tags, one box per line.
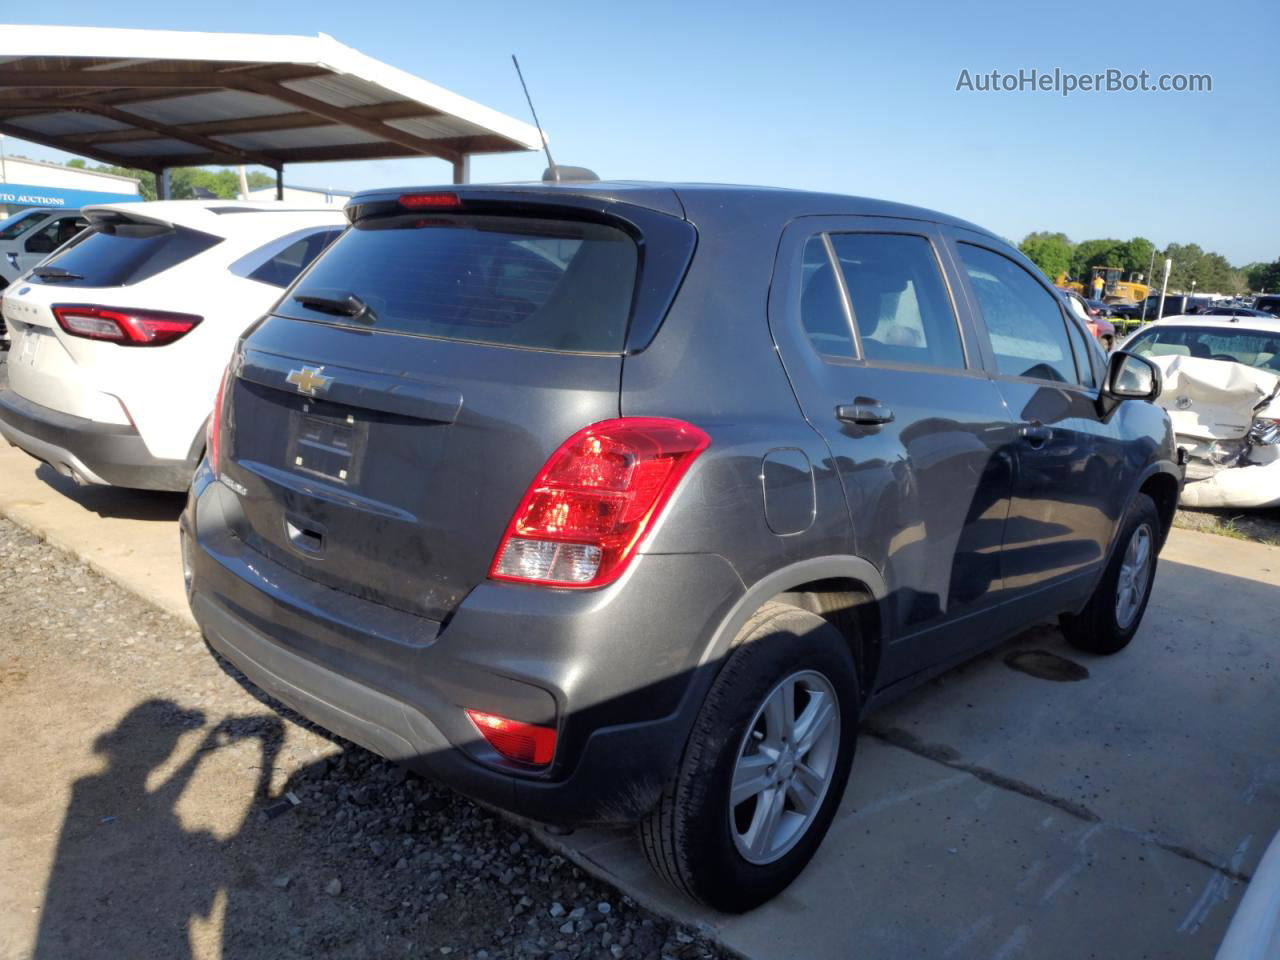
<box><xmin>0</xmin><ymin>25</ymin><xmax>544</xmax><ymax>193</ymax></box>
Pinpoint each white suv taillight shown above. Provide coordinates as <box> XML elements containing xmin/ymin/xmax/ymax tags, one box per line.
<box><xmin>489</xmin><ymin>418</ymin><xmax>710</xmax><ymax>588</ymax></box>
<box><xmin>53</xmin><ymin>304</ymin><xmax>202</xmax><ymax>346</ymax></box>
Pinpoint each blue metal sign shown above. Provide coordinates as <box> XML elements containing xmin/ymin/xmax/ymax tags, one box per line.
<box><xmin>0</xmin><ymin>183</ymin><xmax>143</xmax><ymax>209</ymax></box>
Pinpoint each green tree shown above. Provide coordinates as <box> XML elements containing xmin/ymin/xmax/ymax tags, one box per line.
<box><xmin>1162</xmin><ymin>243</ymin><xmax>1205</xmax><ymax>292</ymax></box>
<box><xmin>1069</xmin><ymin>238</ymin><xmax>1128</xmax><ymax>280</ymax></box>
<box><xmin>1019</xmin><ymin>231</ymin><xmax>1074</xmax><ymax>281</ymax></box>
<box><xmin>1248</xmin><ymin>258</ymin><xmax>1280</xmax><ymax>293</ymax></box>
<box><xmin>1117</xmin><ymin>236</ymin><xmax>1156</xmax><ymax>279</ymax></box>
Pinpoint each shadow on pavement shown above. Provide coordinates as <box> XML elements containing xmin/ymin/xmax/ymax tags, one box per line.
<box><xmin>31</xmin><ymin>462</ymin><xmax>186</xmax><ymax>522</ymax></box>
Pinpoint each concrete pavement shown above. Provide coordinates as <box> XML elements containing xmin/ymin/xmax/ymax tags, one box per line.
<box><xmin>1</xmin><ymin>439</ymin><xmax>1277</xmax><ymax>959</ymax></box>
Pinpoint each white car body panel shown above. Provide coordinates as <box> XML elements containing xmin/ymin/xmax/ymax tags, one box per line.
<box><xmin>1122</xmin><ymin>316</ymin><xmax>1280</xmax><ymax>509</ymax></box>
<box><xmin>2</xmin><ymin>201</ymin><xmax>345</xmax><ymax>465</ymax></box>
<box><xmin>1215</xmin><ymin>828</ymin><xmax>1280</xmax><ymax>960</ymax></box>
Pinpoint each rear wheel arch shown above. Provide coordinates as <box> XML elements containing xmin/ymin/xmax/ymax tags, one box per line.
<box><xmin>697</xmin><ymin>556</ymin><xmax>887</xmax><ymax>701</ymax></box>
<box><xmin>770</xmin><ymin>578</ymin><xmax>881</xmax><ymax>701</ymax></box>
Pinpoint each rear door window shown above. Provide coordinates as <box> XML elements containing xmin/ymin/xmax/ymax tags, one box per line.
<box><xmin>280</xmin><ymin>214</ymin><xmax>639</xmax><ymax>354</ymax></box>
<box><xmin>798</xmin><ymin>235</ymin><xmax>856</xmax><ymax>358</ymax></box>
<box><xmin>958</xmin><ymin>243</ymin><xmax>1083</xmax><ymax>384</ymax></box>
<box><xmin>828</xmin><ymin>233</ymin><xmax>966</xmax><ymax>369</ymax></box>
<box><xmin>28</xmin><ymin>219</ymin><xmax>222</xmax><ymax>287</ymax></box>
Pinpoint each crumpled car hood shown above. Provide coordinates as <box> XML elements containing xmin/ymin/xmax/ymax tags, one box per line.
<box><xmin>1149</xmin><ymin>355</ymin><xmax>1280</xmax><ymax>441</ymax></box>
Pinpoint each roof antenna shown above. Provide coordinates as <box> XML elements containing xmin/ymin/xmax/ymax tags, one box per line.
<box><xmin>512</xmin><ymin>55</ymin><xmax>558</xmax><ymax>180</ymax></box>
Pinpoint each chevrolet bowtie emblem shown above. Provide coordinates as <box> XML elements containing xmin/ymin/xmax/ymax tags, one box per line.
<box><xmin>286</xmin><ymin>367</ymin><xmax>332</xmax><ymax>396</ymax></box>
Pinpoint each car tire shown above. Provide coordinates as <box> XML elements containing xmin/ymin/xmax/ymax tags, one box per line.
<box><xmin>1060</xmin><ymin>493</ymin><xmax>1161</xmax><ymax>655</ymax></box>
<box><xmin>638</xmin><ymin>601</ymin><xmax>859</xmax><ymax>912</ymax></box>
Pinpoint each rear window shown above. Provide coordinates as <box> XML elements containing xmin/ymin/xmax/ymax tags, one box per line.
<box><xmin>1256</xmin><ymin>297</ymin><xmax>1280</xmax><ymax>317</ymax></box>
<box><xmin>1128</xmin><ymin>325</ymin><xmax>1280</xmax><ymax>372</ymax></box>
<box><xmin>280</xmin><ymin>214</ymin><xmax>639</xmax><ymax>353</ymax></box>
<box><xmin>28</xmin><ymin>219</ymin><xmax>222</xmax><ymax>288</ymax></box>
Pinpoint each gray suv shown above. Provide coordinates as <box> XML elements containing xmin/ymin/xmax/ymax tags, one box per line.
<box><xmin>182</xmin><ymin>182</ymin><xmax>1181</xmax><ymax>911</ymax></box>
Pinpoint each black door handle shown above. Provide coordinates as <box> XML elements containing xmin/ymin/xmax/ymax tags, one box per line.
<box><xmin>1019</xmin><ymin>423</ymin><xmax>1052</xmax><ymax>447</ymax></box>
<box><xmin>836</xmin><ymin>398</ymin><xmax>895</xmax><ymax>426</ymax></box>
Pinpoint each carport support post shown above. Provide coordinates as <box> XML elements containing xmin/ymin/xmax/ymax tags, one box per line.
<box><xmin>157</xmin><ymin>168</ymin><xmax>170</xmax><ymax>201</ymax></box>
<box><xmin>452</xmin><ymin>154</ymin><xmax>470</xmax><ymax>185</ymax></box>
<box><xmin>275</xmin><ymin>167</ymin><xmax>283</xmax><ymax>201</ymax></box>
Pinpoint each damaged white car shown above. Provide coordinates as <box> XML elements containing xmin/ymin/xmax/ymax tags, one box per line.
<box><xmin>1122</xmin><ymin>315</ymin><xmax>1280</xmax><ymax>509</ymax></box>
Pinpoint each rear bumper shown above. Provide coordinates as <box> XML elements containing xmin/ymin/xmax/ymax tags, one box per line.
<box><xmin>183</xmin><ymin>470</ymin><xmax>745</xmax><ymax>824</ymax></box>
<box><xmin>0</xmin><ymin>379</ymin><xmax>194</xmax><ymax>491</ymax></box>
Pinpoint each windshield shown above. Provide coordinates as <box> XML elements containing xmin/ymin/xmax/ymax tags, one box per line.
<box><xmin>1127</xmin><ymin>325</ymin><xmax>1280</xmax><ymax>373</ymax></box>
<box><xmin>0</xmin><ymin>210</ymin><xmax>48</xmax><ymax>241</ymax></box>
<box><xmin>281</xmin><ymin>213</ymin><xmax>639</xmax><ymax>354</ymax></box>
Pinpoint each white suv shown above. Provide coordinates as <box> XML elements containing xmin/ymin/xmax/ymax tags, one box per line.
<box><xmin>0</xmin><ymin>201</ymin><xmax>345</xmax><ymax>490</ymax></box>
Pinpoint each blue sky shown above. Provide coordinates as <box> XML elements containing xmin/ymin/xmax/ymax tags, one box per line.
<box><xmin>3</xmin><ymin>0</ymin><xmax>1276</xmax><ymax>265</ymax></box>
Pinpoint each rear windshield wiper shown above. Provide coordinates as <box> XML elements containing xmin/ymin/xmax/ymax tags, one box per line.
<box><xmin>33</xmin><ymin>266</ymin><xmax>83</xmax><ymax>282</ymax></box>
<box><xmin>293</xmin><ymin>289</ymin><xmax>376</xmax><ymax>323</ymax></box>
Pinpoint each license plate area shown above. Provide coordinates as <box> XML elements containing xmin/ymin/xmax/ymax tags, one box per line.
<box><xmin>288</xmin><ymin>406</ymin><xmax>368</xmax><ymax>485</ymax></box>
<box><xmin>13</xmin><ymin>324</ymin><xmax>44</xmax><ymax>367</ymax></box>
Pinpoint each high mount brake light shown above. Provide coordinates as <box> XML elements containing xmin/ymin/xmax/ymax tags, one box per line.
<box><xmin>489</xmin><ymin>417</ymin><xmax>711</xmax><ymax>588</ymax></box>
<box><xmin>53</xmin><ymin>305</ymin><xmax>202</xmax><ymax>346</ymax></box>
<box><xmin>465</xmin><ymin>709</ymin><xmax>557</xmax><ymax>766</ymax></box>
<box><xmin>398</xmin><ymin>192</ymin><xmax>462</xmax><ymax>210</ymax></box>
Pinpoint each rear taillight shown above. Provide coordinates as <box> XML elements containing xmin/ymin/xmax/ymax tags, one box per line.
<box><xmin>208</xmin><ymin>366</ymin><xmax>231</xmax><ymax>477</ymax></box>
<box><xmin>490</xmin><ymin>417</ymin><xmax>710</xmax><ymax>588</ymax></box>
<box><xmin>465</xmin><ymin>709</ymin><xmax>556</xmax><ymax>766</ymax></box>
<box><xmin>53</xmin><ymin>305</ymin><xmax>201</xmax><ymax>346</ymax></box>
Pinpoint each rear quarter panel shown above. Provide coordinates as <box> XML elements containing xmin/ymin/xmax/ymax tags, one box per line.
<box><xmin>622</xmin><ymin>191</ymin><xmax>853</xmax><ymax>618</ymax></box>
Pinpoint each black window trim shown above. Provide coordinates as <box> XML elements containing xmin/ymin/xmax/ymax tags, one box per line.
<box><xmin>952</xmin><ymin>237</ymin><xmax>1097</xmax><ymax>392</ymax></box>
<box><xmin>801</xmin><ymin>225</ymin><xmax>977</xmax><ymax>376</ymax></box>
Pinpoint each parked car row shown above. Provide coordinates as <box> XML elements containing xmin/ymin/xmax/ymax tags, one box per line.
<box><xmin>0</xmin><ymin>184</ymin><xmax>1181</xmax><ymax>911</ymax></box>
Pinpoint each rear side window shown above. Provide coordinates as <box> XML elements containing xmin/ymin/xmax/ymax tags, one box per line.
<box><xmin>829</xmin><ymin>233</ymin><xmax>965</xmax><ymax>369</ymax></box>
<box><xmin>247</xmin><ymin>229</ymin><xmax>342</xmax><ymax>289</ymax></box>
<box><xmin>958</xmin><ymin>243</ymin><xmax>1081</xmax><ymax>384</ymax></box>
<box><xmin>282</xmin><ymin>214</ymin><xmax>638</xmax><ymax>353</ymax></box>
<box><xmin>28</xmin><ymin>219</ymin><xmax>222</xmax><ymax>288</ymax></box>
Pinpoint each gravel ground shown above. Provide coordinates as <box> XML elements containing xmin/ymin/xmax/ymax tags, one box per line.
<box><xmin>0</xmin><ymin>516</ymin><xmax>731</xmax><ymax>960</ymax></box>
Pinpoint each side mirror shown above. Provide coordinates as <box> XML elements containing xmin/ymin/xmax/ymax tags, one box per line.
<box><xmin>1106</xmin><ymin>350</ymin><xmax>1161</xmax><ymax>401</ymax></box>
